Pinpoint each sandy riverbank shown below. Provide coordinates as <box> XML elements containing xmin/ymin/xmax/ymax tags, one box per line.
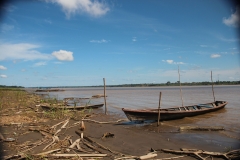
<box><xmin>0</xmin><ymin>89</ymin><xmax>239</xmax><ymax>159</ymax></box>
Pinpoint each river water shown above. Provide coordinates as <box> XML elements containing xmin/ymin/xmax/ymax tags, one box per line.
<box><xmin>38</xmin><ymin>85</ymin><xmax>240</xmax><ymax>138</ymax></box>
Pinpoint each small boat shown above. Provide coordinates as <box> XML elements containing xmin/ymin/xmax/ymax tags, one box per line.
<box><xmin>41</xmin><ymin>103</ymin><xmax>104</xmax><ymax>110</ymax></box>
<box><xmin>35</xmin><ymin>89</ymin><xmax>64</xmax><ymax>92</ymax></box>
<box><xmin>122</xmin><ymin>101</ymin><xmax>227</xmax><ymax>121</ymax></box>
<box><xmin>92</xmin><ymin>94</ymin><xmax>107</xmax><ymax>98</ymax></box>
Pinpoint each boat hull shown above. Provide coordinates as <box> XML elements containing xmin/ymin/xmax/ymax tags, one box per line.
<box><xmin>122</xmin><ymin>101</ymin><xmax>227</xmax><ymax>121</ymax></box>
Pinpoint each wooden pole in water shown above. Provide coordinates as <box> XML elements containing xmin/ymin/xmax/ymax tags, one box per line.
<box><xmin>157</xmin><ymin>92</ymin><xmax>162</xmax><ymax>126</ymax></box>
<box><xmin>103</xmin><ymin>78</ymin><xmax>107</xmax><ymax>114</ymax></box>
<box><xmin>178</xmin><ymin>66</ymin><xmax>184</xmax><ymax>108</ymax></box>
<box><xmin>211</xmin><ymin>71</ymin><xmax>216</xmax><ymax>102</ymax></box>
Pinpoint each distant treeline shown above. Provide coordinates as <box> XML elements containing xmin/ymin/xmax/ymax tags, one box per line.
<box><xmin>90</xmin><ymin>80</ymin><xmax>240</xmax><ymax>87</ymax></box>
<box><xmin>0</xmin><ymin>85</ymin><xmax>24</xmax><ymax>88</ymax></box>
<box><xmin>3</xmin><ymin>80</ymin><xmax>240</xmax><ymax>89</ymax></box>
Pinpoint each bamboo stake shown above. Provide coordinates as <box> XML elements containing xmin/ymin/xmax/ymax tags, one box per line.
<box><xmin>157</xmin><ymin>92</ymin><xmax>162</xmax><ymax>126</ymax></box>
<box><xmin>211</xmin><ymin>71</ymin><xmax>216</xmax><ymax>102</ymax></box>
<box><xmin>103</xmin><ymin>78</ymin><xmax>107</xmax><ymax>114</ymax></box>
<box><xmin>178</xmin><ymin>66</ymin><xmax>184</xmax><ymax>108</ymax></box>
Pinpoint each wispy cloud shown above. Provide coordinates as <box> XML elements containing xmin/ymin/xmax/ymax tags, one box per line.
<box><xmin>45</xmin><ymin>0</ymin><xmax>110</xmax><ymax>18</ymax></box>
<box><xmin>44</xmin><ymin>19</ymin><xmax>52</xmax><ymax>24</ymax></box>
<box><xmin>0</xmin><ymin>43</ymin><xmax>53</xmax><ymax>61</ymax></box>
<box><xmin>143</xmin><ymin>67</ymin><xmax>240</xmax><ymax>83</ymax></box>
<box><xmin>223</xmin><ymin>7</ymin><xmax>240</xmax><ymax>27</ymax></box>
<box><xmin>219</xmin><ymin>36</ymin><xmax>239</xmax><ymax>42</ymax></box>
<box><xmin>2</xmin><ymin>4</ymin><xmax>16</xmax><ymax>12</ymax></box>
<box><xmin>189</xmin><ymin>65</ymin><xmax>201</xmax><ymax>70</ymax></box>
<box><xmin>52</xmin><ymin>50</ymin><xmax>74</xmax><ymax>61</ymax></box>
<box><xmin>1</xmin><ymin>23</ymin><xmax>14</xmax><ymax>33</ymax></box>
<box><xmin>200</xmin><ymin>45</ymin><xmax>208</xmax><ymax>47</ymax></box>
<box><xmin>132</xmin><ymin>37</ymin><xmax>137</xmax><ymax>42</ymax></box>
<box><xmin>162</xmin><ymin>60</ymin><xmax>185</xmax><ymax>65</ymax></box>
<box><xmin>179</xmin><ymin>68</ymin><xmax>240</xmax><ymax>82</ymax></box>
<box><xmin>127</xmin><ymin>67</ymin><xmax>144</xmax><ymax>74</ymax></box>
<box><xmin>34</xmin><ymin>61</ymin><xmax>47</xmax><ymax>67</ymax></box>
<box><xmin>90</xmin><ymin>39</ymin><xmax>108</xmax><ymax>43</ymax></box>
<box><xmin>0</xmin><ymin>75</ymin><xmax>7</xmax><ymax>78</ymax></box>
<box><xmin>211</xmin><ymin>54</ymin><xmax>221</xmax><ymax>58</ymax></box>
<box><xmin>0</xmin><ymin>65</ymin><xmax>7</xmax><ymax>70</ymax></box>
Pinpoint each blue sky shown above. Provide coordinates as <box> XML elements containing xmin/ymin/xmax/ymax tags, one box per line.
<box><xmin>0</xmin><ymin>0</ymin><xmax>239</xmax><ymax>87</ymax></box>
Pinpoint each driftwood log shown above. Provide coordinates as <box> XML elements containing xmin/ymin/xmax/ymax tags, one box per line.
<box><xmin>179</xmin><ymin>126</ymin><xmax>225</xmax><ymax>131</ymax></box>
<box><xmin>82</xmin><ymin>118</ymin><xmax>127</xmax><ymax>124</ymax></box>
<box><xmin>114</xmin><ymin>152</ymin><xmax>158</xmax><ymax>160</ymax></box>
<box><xmin>139</xmin><ymin>152</ymin><xmax>157</xmax><ymax>159</ymax></box>
<box><xmin>102</xmin><ymin>132</ymin><xmax>115</xmax><ymax>139</ymax></box>
<box><xmin>75</xmin><ymin>130</ymin><xmax>124</xmax><ymax>156</ymax></box>
<box><xmin>35</xmin><ymin>148</ymin><xmax>61</xmax><ymax>156</ymax></box>
<box><xmin>50</xmin><ymin>153</ymin><xmax>107</xmax><ymax>157</ymax></box>
<box><xmin>159</xmin><ymin>148</ymin><xmax>240</xmax><ymax>160</ymax></box>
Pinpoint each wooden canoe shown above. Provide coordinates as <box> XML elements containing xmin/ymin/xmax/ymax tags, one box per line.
<box><xmin>35</xmin><ymin>89</ymin><xmax>64</xmax><ymax>92</ymax></box>
<box><xmin>41</xmin><ymin>103</ymin><xmax>104</xmax><ymax>110</ymax></box>
<box><xmin>122</xmin><ymin>101</ymin><xmax>227</xmax><ymax>121</ymax></box>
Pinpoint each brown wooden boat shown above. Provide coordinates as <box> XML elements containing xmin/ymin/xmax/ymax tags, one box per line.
<box><xmin>41</xmin><ymin>103</ymin><xmax>104</xmax><ymax>110</ymax></box>
<box><xmin>122</xmin><ymin>101</ymin><xmax>227</xmax><ymax>121</ymax></box>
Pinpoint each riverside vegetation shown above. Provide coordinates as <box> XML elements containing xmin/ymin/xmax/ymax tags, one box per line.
<box><xmin>1</xmin><ymin>80</ymin><xmax>239</xmax><ymax>89</ymax></box>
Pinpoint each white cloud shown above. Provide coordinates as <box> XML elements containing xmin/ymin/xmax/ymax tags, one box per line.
<box><xmin>34</xmin><ymin>61</ymin><xmax>47</xmax><ymax>67</ymax></box>
<box><xmin>211</xmin><ymin>54</ymin><xmax>221</xmax><ymax>58</ymax></box>
<box><xmin>46</xmin><ymin>0</ymin><xmax>109</xmax><ymax>18</ymax></box>
<box><xmin>166</xmin><ymin>60</ymin><xmax>173</xmax><ymax>64</ymax></box>
<box><xmin>162</xmin><ymin>60</ymin><xmax>172</xmax><ymax>64</ymax></box>
<box><xmin>223</xmin><ymin>7</ymin><xmax>240</xmax><ymax>27</ymax></box>
<box><xmin>90</xmin><ymin>39</ymin><xmax>108</xmax><ymax>43</ymax></box>
<box><xmin>200</xmin><ymin>45</ymin><xmax>208</xmax><ymax>47</ymax></box>
<box><xmin>52</xmin><ymin>50</ymin><xmax>74</xmax><ymax>61</ymax></box>
<box><xmin>1</xmin><ymin>23</ymin><xmax>14</xmax><ymax>33</ymax></box>
<box><xmin>162</xmin><ymin>60</ymin><xmax>185</xmax><ymax>65</ymax></box>
<box><xmin>0</xmin><ymin>65</ymin><xmax>7</xmax><ymax>70</ymax></box>
<box><xmin>0</xmin><ymin>75</ymin><xmax>7</xmax><ymax>78</ymax></box>
<box><xmin>132</xmin><ymin>37</ymin><xmax>137</xmax><ymax>42</ymax></box>
<box><xmin>0</xmin><ymin>43</ymin><xmax>53</xmax><ymax>61</ymax></box>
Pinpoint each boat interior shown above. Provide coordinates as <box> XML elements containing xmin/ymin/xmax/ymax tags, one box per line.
<box><xmin>160</xmin><ymin>101</ymin><xmax>225</xmax><ymax>112</ymax></box>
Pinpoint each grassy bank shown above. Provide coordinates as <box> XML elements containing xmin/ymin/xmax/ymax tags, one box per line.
<box><xmin>0</xmin><ymin>89</ymin><xmax>89</xmax><ymax>125</ymax></box>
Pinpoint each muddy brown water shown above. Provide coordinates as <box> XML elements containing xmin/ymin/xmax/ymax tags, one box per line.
<box><xmin>32</xmin><ymin>85</ymin><xmax>240</xmax><ymax>151</ymax></box>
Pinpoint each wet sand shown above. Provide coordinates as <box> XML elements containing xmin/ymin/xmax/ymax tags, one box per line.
<box><xmin>1</xmin><ymin>110</ymin><xmax>240</xmax><ymax>159</ymax></box>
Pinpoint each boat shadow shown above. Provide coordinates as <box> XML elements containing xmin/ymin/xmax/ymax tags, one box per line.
<box><xmin>115</xmin><ymin>120</ymin><xmax>156</xmax><ymax>126</ymax></box>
